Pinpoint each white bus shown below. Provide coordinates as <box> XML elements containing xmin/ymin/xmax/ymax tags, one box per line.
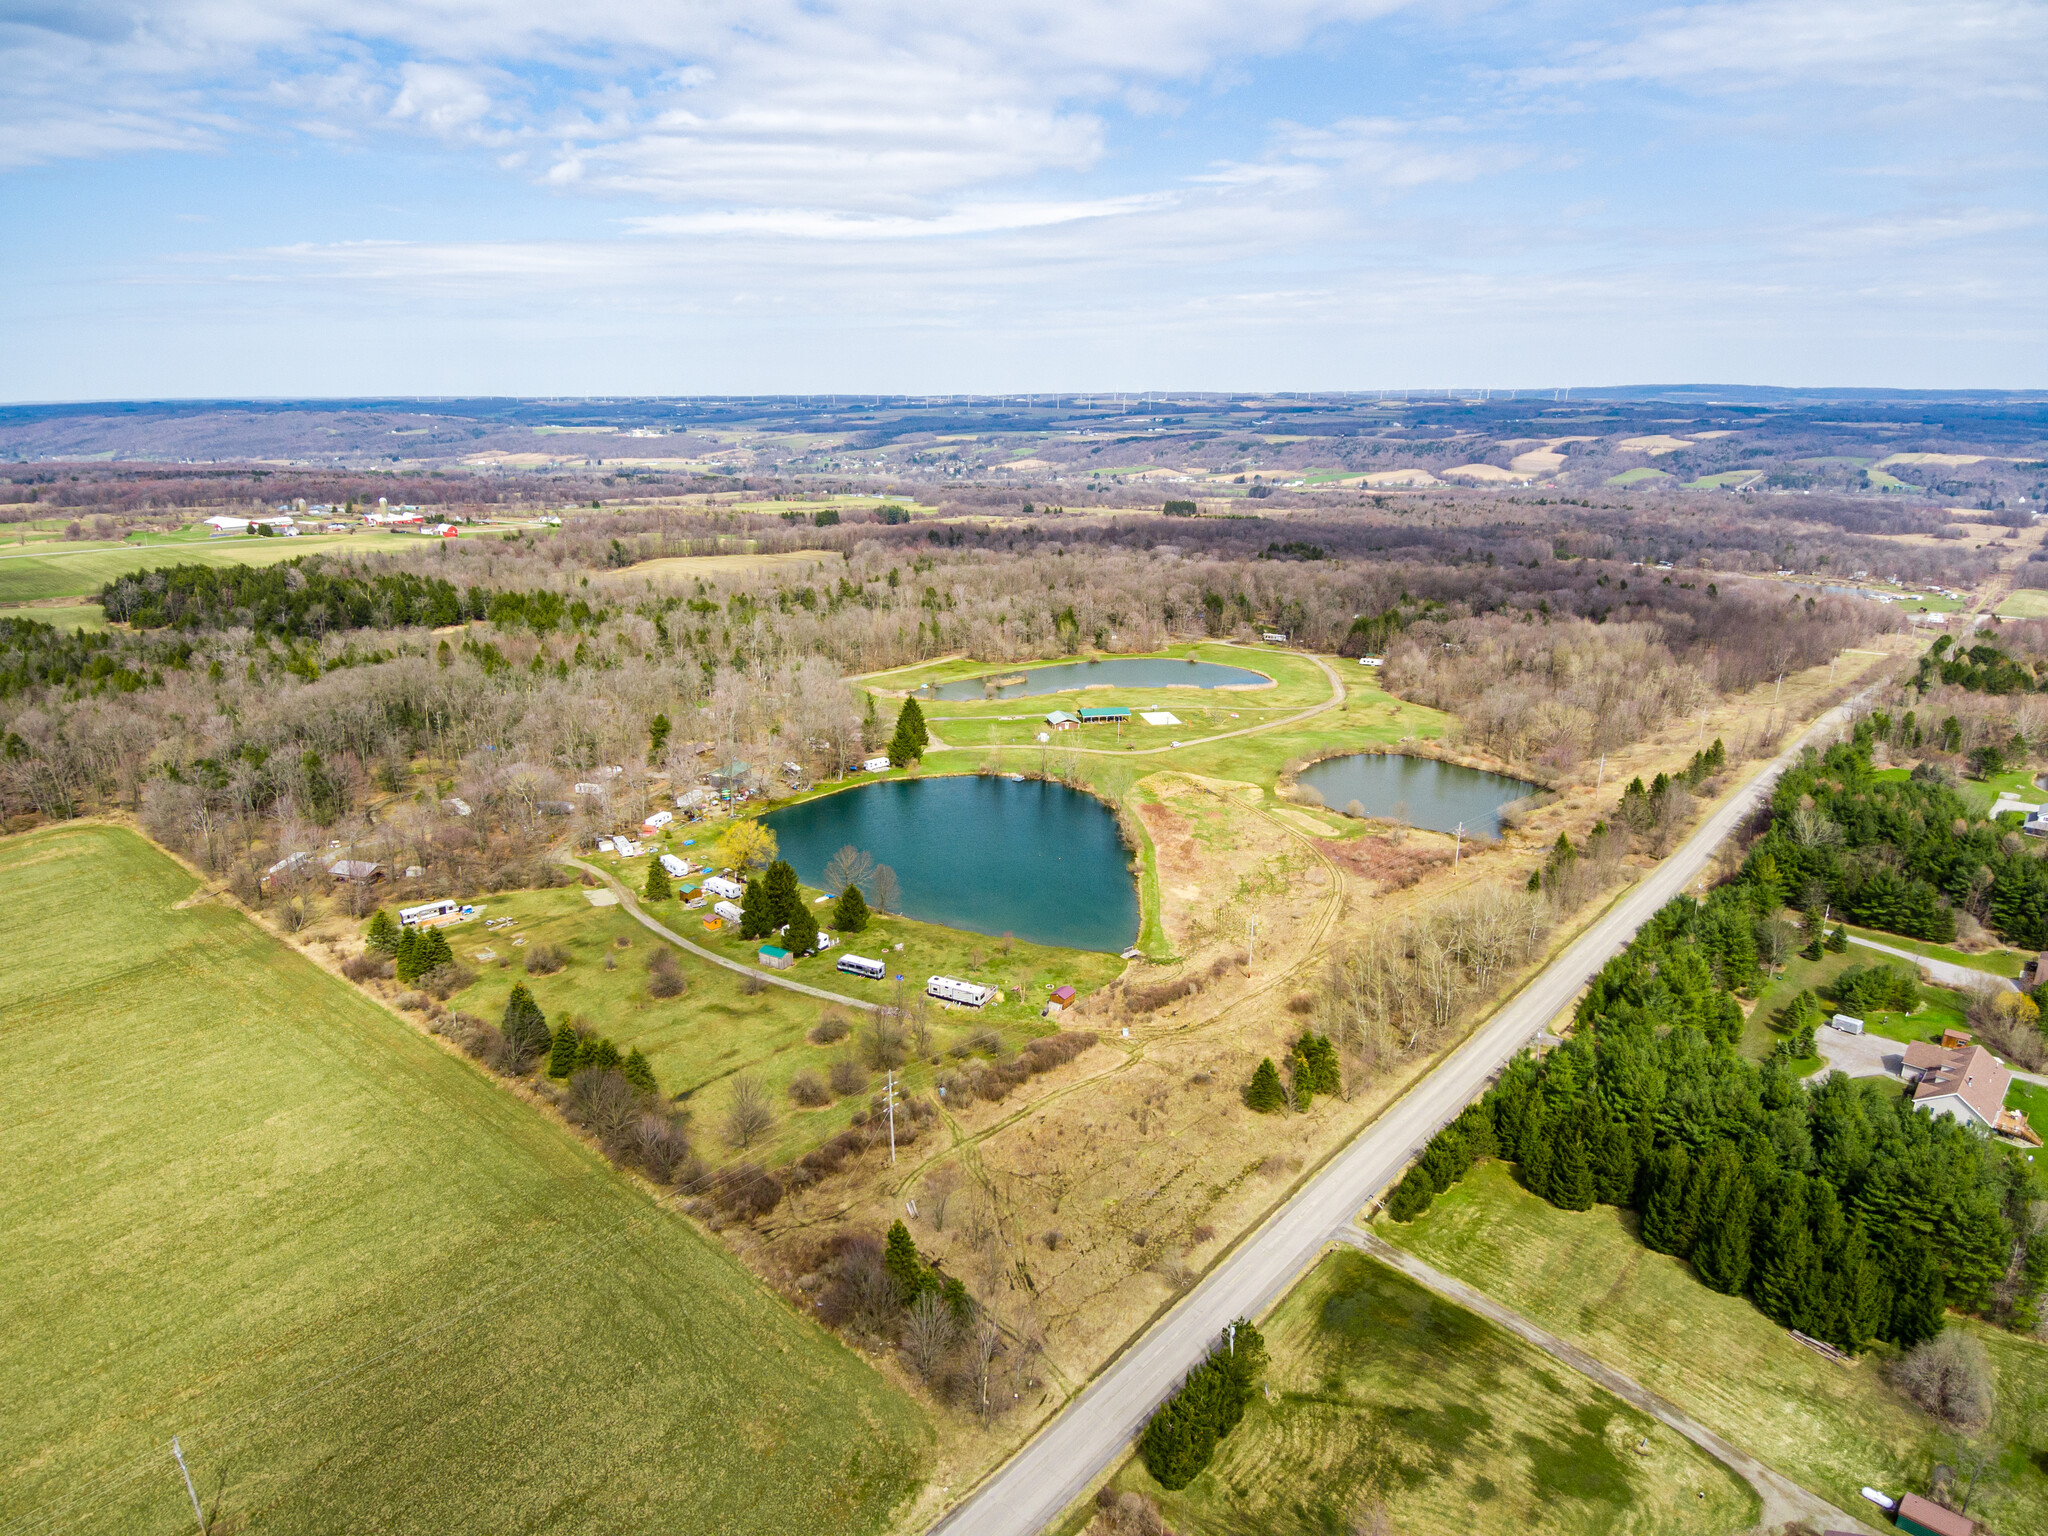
<box><xmin>927</xmin><ymin>975</ymin><xmax>996</xmax><ymax>1008</ymax></box>
<box><xmin>836</xmin><ymin>954</ymin><xmax>887</xmax><ymax>981</ymax></box>
<box><xmin>399</xmin><ymin>899</ymin><xmax>459</xmax><ymax>926</ymax></box>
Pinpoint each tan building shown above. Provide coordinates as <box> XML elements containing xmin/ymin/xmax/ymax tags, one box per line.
<box><xmin>1900</xmin><ymin>1042</ymin><xmax>2032</xmax><ymax>1141</ymax></box>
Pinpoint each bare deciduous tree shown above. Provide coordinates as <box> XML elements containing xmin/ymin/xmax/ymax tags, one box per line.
<box><xmin>722</xmin><ymin>1073</ymin><xmax>775</xmax><ymax>1149</ymax></box>
<box><xmin>903</xmin><ymin>1290</ymin><xmax>957</xmax><ymax>1380</ymax></box>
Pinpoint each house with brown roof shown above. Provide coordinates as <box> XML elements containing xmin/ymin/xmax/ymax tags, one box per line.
<box><xmin>1894</xmin><ymin>1490</ymin><xmax>1976</xmax><ymax>1536</ymax></box>
<box><xmin>1900</xmin><ymin>1041</ymin><xmax>2010</xmax><ymax>1134</ymax></box>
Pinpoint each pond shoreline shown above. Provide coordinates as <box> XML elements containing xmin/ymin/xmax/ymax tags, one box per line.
<box><xmin>1279</xmin><ymin>742</ymin><xmax>1549</xmax><ymax>839</ymax></box>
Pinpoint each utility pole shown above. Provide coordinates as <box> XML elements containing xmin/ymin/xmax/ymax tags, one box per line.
<box><xmin>1246</xmin><ymin>915</ymin><xmax>1256</xmax><ymax>967</ymax></box>
<box><xmin>885</xmin><ymin>1069</ymin><xmax>897</xmax><ymax>1164</ymax></box>
<box><xmin>1775</xmin><ymin>673</ymin><xmax>1785</xmax><ymax>704</ymax></box>
<box><xmin>1454</xmin><ymin>821</ymin><xmax>1464</xmax><ymax>865</ymax></box>
<box><xmin>172</xmin><ymin>1437</ymin><xmax>205</xmax><ymax>1534</ymax></box>
<box><xmin>1595</xmin><ymin>753</ymin><xmax>1605</xmax><ymax>793</ymax></box>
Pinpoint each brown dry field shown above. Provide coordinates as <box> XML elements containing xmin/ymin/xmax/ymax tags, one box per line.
<box><xmin>706</xmin><ymin>630</ymin><xmax>1918</xmax><ymax>1527</ymax></box>
<box><xmin>594</xmin><ymin>548</ymin><xmax>843</xmax><ymax>584</ymax></box>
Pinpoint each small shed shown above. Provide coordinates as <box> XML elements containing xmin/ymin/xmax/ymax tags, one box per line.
<box><xmin>328</xmin><ymin>859</ymin><xmax>383</xmax><ymax>882</ymax></box>
<box><xmin>1050</xmin><ymin>985</ymin><xmax>1077</xmax><ymax>1006</ymax></box>
<box><xmin>1044</xmin><ymin>710</ymin><xmax>1080</xmax><ymax>730</ymax></box>
<box><xmin>1829</xmin><ymin>1013</ymin><xmax>1864</xmax><ymax>1035</ymax></box>
<box><xmin>758</xmin><ymin>945</ymin><xmax>794</xmax><ymax>971</ymax></box>
<box><xmin>1895</xmin><ymin>1492</ymin><xmax>1975</xmax><ymax>1536</ymax></box>
<box><xmin>1078</xmin><ymin>707</ymin><xmax>1130</xmax><ymax>725</ymax></box>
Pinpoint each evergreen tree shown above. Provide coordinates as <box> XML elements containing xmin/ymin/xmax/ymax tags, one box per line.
<box><xmin>1244</xmin><ymin>1058</ymin><xmax>1286</xmax><ymax>1113</ymax></box>
<box><xmin>1385</xmin><ymin>1169</ymin><xmax>1436</xmax><ymax>1221</ymax></box>
<box><xmin>739</xmin><ymin>876</ymin><xmax>772</xmax><ymax>940</ymax></box>
<box><xmin>1638</xmin><ymin>1147</ymin><xmax>1693</xmax><ymax>1255</ymax></box>
<box><xmin>394</xmin><ymin>926</ymin><xmax>423</xmax><ymax>983</ymax></box>
<box><xmin>1754</xmin><ymin>1177</ymin><xmax>1821</xmax><ymax>1332</ymax></box>
<box><xmin>832</xmin><ymin>883</ymin><xmax>870</xmax><ymax>932</ymax></box>
<box><xmin>1518</xmin><ymin>1106</ymin><xmax>1555</xmax><ymax>1200</ymax></box>
<box><xmin>1548</xmin><ymin>1127</ymin><xmax>1596</xmax><ymax>1211</ymax></box>
<box><xmin>765</xmin><ymin>860</ymin><xmax>801</xmax><ymax>928</ymax></box>
<box><xmin>1590</xmin><ymin>1117</ymin><xmax>1637</xmax><ymax>1206</ymax></box>
<box><xmin>1690</xmin><ymin>1148</ymin><xmax>1755</xmax><ymax>1295</ymax></box>
<box><xmin>1292</xmin><ymin>1033</ymin><xmax>1342</xmax><ymax>1096</ymax></box>
<box><xmin>501</xmin><ymin>983</ymin><xmax>548</xmax><ymax>1059</ymax></box>
<box><xmin>574</xmin><ymin>1035</ymin><xmax>623</xmax><ymax>1075</ymax></box>
<box><xmin>785</xmin><ymin>901</ymin><xmax>820</xmax><ymax>955</ymax></box>
<box><xmin>1418</xmin><ymin>1127</ymin><xmax>1471</xmax><ymax>1193</ymax></box>
<box><xmin>548</xmin><ymin>1020</ymin><xmax>579</xmax><ymax>1079</ymax></box>
<box><xmin>1825</xmin><ymin>925</ymin><xmax>1849</xmax><ymax>953</ymax></box>
<box><xmin>621</xmin><ymin>1047</ymin><xmax>658</xmax><ymax>1094</ymax></box>
<box><xmin>418</xmin><ymin>928</ymin><xmax>454</xmax><ymax>972</ymax></box>
<box><xmin>1887</xmin><ymin>1235</ymin><xmax>1948</xmax><ymax>1346</ymax></box>
<box><xmin>643</xmin><ymin>858</ymin><xmax>670</xmax><ymax>902</ymax></box>
<box><xmin>888</xmin><ymin>698</ymin><xmax>929</xmax><ymax>766</ymax></box>
<box><xmin>885</xmin><ymin>1219</ymin><xmax>932</xmax><ymax>1304</ymax></box>
<box><xmin>1288</xmin><ymin>1045</ymin><xmax>1315</xmax><ymax>1112</ymax></box>
<box><xmin>365</xmin><ymin>908</ymin><xmax>400</xmax><ymax>955</ymax></box>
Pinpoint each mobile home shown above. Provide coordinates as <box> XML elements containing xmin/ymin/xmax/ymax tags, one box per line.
<box><xmin>927</xmin><ymin>975</ymin><xmax>996</xmax><ymax>1008</ymax></box>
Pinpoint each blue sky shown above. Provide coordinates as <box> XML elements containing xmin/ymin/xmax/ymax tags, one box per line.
<box><xmin>3</xmin><ymin>0</ymin><xmax>2043</xmax><ymax>398</ymax></box>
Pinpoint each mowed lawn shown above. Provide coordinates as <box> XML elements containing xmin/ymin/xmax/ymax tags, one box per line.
<box><xmin>1382</xmin><ymin>1163</ymin><xmax>2048</xmax><ymax>1535</ymax></box>
<box><xmin>0</xmin><ymin>825</ymin><xmax>928</xmax><ymax>1536</ymax></box>
<box><xmin>1116</xmin><ymin>1249</ymin><xmax>1754</xmax><ymax>1536</ymax></box>
<box><xmin>0</xmin><ymin>531</ymin><xmax>407</xmax><ymax>603</ymax></box>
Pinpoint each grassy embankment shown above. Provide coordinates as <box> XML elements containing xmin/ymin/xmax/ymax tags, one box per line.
<box><xmin>1104</xmin><ymin>1247</ymin><xmax>1757</xmax><ymax>1536</ymax></box>
<box><xmin>437</xmin><ymin>858</ymin><xmax>1123</xmax><ymax>1171</ymax></box>
<box><xmin>1381</xmin><ymin>1163</ymin><xmax>2048</xmax><ymax>1535</ymax></box>
<box><xmin>1</xmin><ymin>824</ymin><xmax>928</xmax><ymax>1536</ymax></box>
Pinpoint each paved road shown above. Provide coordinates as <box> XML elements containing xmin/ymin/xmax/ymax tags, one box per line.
<box><xmin>1340</xmin><ymin>1231</ymin><xmax>1875</xmax><ymax>1535</ymax></box>
<box><xmin>1844</xmin><ymin>933</ymin><xmax>2015</xmax><ymax>993</ymax></box>
<box><xmin>928</xmin><ymin>696</ymin><xmax>1867</xmax><ymax>1536</ymax></box>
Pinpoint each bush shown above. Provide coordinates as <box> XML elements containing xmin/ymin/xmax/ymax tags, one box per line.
<box><xmin>829</xmin><ymin>1056</ymin><xmax>869</xmax><ymax>1097</ymax></box>
<box><xmin>416</xmin><ymin>961</ymin><xmax>475</xmax><ymax>1000</ymax></box>
<box><xmin>524</xmin><ymin>942</ymin><xmax>569</xmax><ymax>976</ymax></box>
<box><xmin>1890</xmin><ymin>1332</ymin><xmax>1995</xmax><ymax>1429</ymax></box>
<box><xmin>341</xmin><ymin>951</ymin><xmax>393</xmax><ymax>982</ymax></box>
<box><xmin>647</xmin><ymin>946</ymin><xmax>686</xmax><ymax>999</ymax></box>
<box><xmin>789</xmin><ymin>1069</ymin><xmax>832</xmax><ymax>1106</ymax></box>
<box><xmin>709</xmin><ymin>1161</ymin><xmax>782</xmax><ymax>1219</ymax></box>
<box><xmin>810</xmin><ymin>1007</ymin><xmax>852</xmax><ymax>1044</ymax></box>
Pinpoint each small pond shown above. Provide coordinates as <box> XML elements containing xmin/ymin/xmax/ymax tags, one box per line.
<box><xmin>1294</xmin><ymin>754</ymin><xmax>1537</xmax><ymax>837</ymax></box>
<box><xmin>918</xmin><ymin>657</ymin><xmax>1271</xmax><ymax>701</ymax></box>
<box><xmin>758</xmin><ymin>776</ymin><xmax>1139</xmax><ymax>952</ymax></box>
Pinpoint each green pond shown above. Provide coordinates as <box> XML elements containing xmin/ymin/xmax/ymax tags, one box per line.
<box><xmin>1296</xmin><ymin>753</ymin><xmax>1536</xmax><ymax>836</ymax></box>
<box><xmin>759</xmin><ymin>776</ymin><xmax>1139</xmax><ymax>952</ymax></box>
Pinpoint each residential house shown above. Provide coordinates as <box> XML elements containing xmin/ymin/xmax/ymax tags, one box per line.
<box><xmin>1900</xmin><ymin>1041</ymin><xmax>2013</xmax><ymax>1135</ymax></box>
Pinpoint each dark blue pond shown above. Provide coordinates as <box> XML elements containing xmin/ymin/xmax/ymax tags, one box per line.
<box><xmin>919</xmin><ymin>657</ymin><xmax>1270</xmax><ymax>701</ymax></box>
<box><xmin>1295</xmin><ymin>754</ymin><xmax>1536</xmax><ymax>837</ymax></box>
<box><xmin>759</xmin><ymin>776</ymin><xmax>1139</xmax><ymax>952</ymax></box>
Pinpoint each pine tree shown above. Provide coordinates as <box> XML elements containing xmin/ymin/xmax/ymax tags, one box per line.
<box><xmin>1288</xmin><ymin>1046</ymin><xmax>1315</xmax><ymax>1112</ymax></box>
<box><xmin>1244</xmin><ymin>1058</ymin><xmax>1286</xmax><ymax>1113</ymax></box>
<box><xmin>785</xmin><ymin>901</ymin><xmax>820</xmax><ymax>955</ymax></box>
<box><xmin>832</xmin><ymin>883</ymin><xmax>870</xmax><ymax>932</ymax></box>
<box><xmin>501</xmin><ymin>983</ymin><xmax>547</xmax><ymax>1058</ymax></box>
<box><xmin>1754</xmin><ymin>1178</ymin><xmax>1820</xmax><ymax>1331</ymax></box>
<box><xmin>1887</xmin><ymin>1235</ymin><xmax>1947</xmax><ymax>1346</ymax></box>
<box><xmin>548</xmin><ymin>1020</ymin><xmax>579</xmax><ymax>1078</ymax></box>
<box><xmin>1638</xmin><ymin>1147</ymin><xmax>1693</xmax><ymax>1255</ymax></box>
<box><xmin>1690</xmin><ymin>1148</ymin><xmax>1755</xmax><ymax>1295</ymax></box>
<box><xmin>365</xmin><ymin>908</ymin><xmax>400</xmax><ymax>955</ymax></box>
<box><xmin>621</xmin><ymin>1046</ymin><xmax>657</xmax><ymax>1094</ymax></box>
<box><xmin>643</xmin><ymin>859</ymin><xmax>670</xmax><ymax>902</ymax></box>
<box><xmin>1590</xmin><ymin>1118</ymin><xmax>1636</xmax><ymax>1206</ymax></box>
<box><xmin>1518</xmin><ymin>1106</ymin><xmax>1554</xmax><ymax>1199</ymax></box>
<box><xmin>1384</xmin><ymin>1169</ymin><xmax>1436</xmax><ymax>1221</ymax></box>
<box><xmin>1418</xmin><ymin>1127</ymin><xmax>1471</xmax><ymax>1193</ymax></box>
<box><xmin>394</xmin><ymin>926</ymin><xmax>422</xmax><ymax>983</ymax></box>
<box><xmin>888</xmin><ymin>698</ymin><xmax>928</xmax><ymax>766</ymax></box>
<box><xmin>1825</xmin><ymin>925</ymin><xmax>1849</xmax><ymax>953</ymax></box>
<box><xmin>419</xmin><ymin>928</ymin><xmax>454</xmax><ymax>972</ymax></box>
<box><xmin>885</xmin><ymin>1219</ymin><xmax>930</xmax><ymax>1305</ymax></box>
<box><xmin>1548</xmin><ymin>1127</ymin><xmax>1596</xmax><ymax>1211</ymax></box>
<box><xmin>739</xmin><ymin>876</ymin><xmax>772</xmax><ymax>939</ymax></box>
<box><xmin>765</xmin><ymin>860</ymin><xmax>801</xmax><ymax>928</ymax></box>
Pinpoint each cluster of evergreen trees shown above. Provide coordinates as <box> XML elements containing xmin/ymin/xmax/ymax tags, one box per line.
<box><xmin>1386</xmin><ymin>889</ymin><xmax>2046</xmax><ymax>1352</ymax></box>
<box><xmin>884</xmin><ymin>1220</ymin><xmax>971</xmax><ymax>1316</ymax></box>
<box><xmin>1749</xmin><ymin>734</ymin><xmax>2048</xmax><ymax>945</ymax></box>
<box><xmin>1137</xmin><ymin>1320</ymin><xmax>1267</xmax><ymax>1490</ymax></box>
<box><xmin>0</xmin><ymin>616</ymin><xmax>194</xmax><ymax>700</ymax></box>
<box><xmin>367</xmin><ymin>908</ymin><xmax>456</xmax><ymax>982</ymax></box>
<box><xmin>738</xmin><ymin>859</ymin><xmax>820</xmax><ymax>952</ymax></box>
<box><xmin>1915</xmin><ymin>635</ymin><xmax>2040</xmax><ymax>696</ymax></box>
<box><xmin>1244</xmin><ymin>1033</ymin><xmax>1340</xmax><ymax>1113</ymax></box>
<box><xmin>542</xmin><ymin>1003</ymin><xmax>657</xmax><ymax>1092</ymax></box>
<box><xmin>1616</xmin><ymin>738</ymin><xmax>1726</xmax><ymax>832</ymax></box>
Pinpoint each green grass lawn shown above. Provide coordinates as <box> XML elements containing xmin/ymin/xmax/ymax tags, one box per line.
<box><xmin>1380</xmin><ymin>1163</ymin><xmax>2048</xmax><ymax>1535</ymax></box>
<box><xmin>1605</xmin><ymin>467</ymin><xmax>1673</xmax><ymax>487</ymax></box>
<box><xmin>440</xmin><ymin>857</ymin><xmax>1124</xmax><ymax>1172</ymax></box>
<box><xmin>0</xmin><ymin>600</ymin><xmax>110</xmax><ymax>630</ymax></box>
<box><xmin>1997</xmin><ymin>589</ymin><xmax>2048</xmax><ymax>619</ymax></box>
<box><xmin>1838</xmin><ymin>921</ymin><xmax>2028</xmax><ymax>978</ymax></box>
<box><xmin>1743</xmin><ymin>945</ymin><xmax>1974</xmax><ymax>1060</ymax></box>
<box><xmin>1</xmin><ymin>824</ymin><xmax>928</xmax><ymax>1536</ymax></box>
<box><xmin>1113</xmin><ymin>1247</ymin><xmax>1756</xmax><ymax>1536</ymax></box>
<box><xmin>0</xmin><ymin>532</ymin><xmax>405</xmax><ymax>603</ymax></box>
<box><xmin>2008</xmin><ymin>1078</ymin><xmax>2048</xmax><ymax>1127</ymax></box>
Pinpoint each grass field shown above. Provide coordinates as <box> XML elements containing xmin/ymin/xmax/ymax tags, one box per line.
<box><xmin>1382</xmin><ymin>1163</ymin><xmax>2048</xmax><ymax>1534</ymax></box>
<box><xmin>1741</xmin><ymin>944</ymin><xmax>1975</xmax><ymax>1062</ymax></box>
<box><xmin>0</xmin><ymin>600</ymin><xmax>110</xmax><ymax>630</ymax></box>
<box><xmin>1112</xmin><ymin>1248</ymin><xmax>1756</xmax><ymax>1536</ymax></box>
<box><xmin>436</xmin><ymin>857</ymin><xmax>1124</xmax><ymax>1170</ymax></box>
<box><xmin>1997</xmin><ymin>589</ymin><xmax>2048</xmax><ymax>619</ymax></box>
<box><xmin>2008</xmin><ymin>1079</ymin><xmax>2048</xmax><ymax>1130</ymax></box>
<box><xmin>0</xmin><ymin>531</ymin><xmax>403</xmax><ymax>603</ymax></box>
<box><xmin>1</xmin><ymin>824</ymin><xmax>928</xmax><ymax>1536</ymax></box>
<box><xmin>1604</xmin><ymin>467</ymin><xmax>1672</xmax><ymax>487</ymax></box>
<box><xmin>1839</xmin><ymin>922</ymin><xmax>2027</xmax><ymax>978</ymax></box>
